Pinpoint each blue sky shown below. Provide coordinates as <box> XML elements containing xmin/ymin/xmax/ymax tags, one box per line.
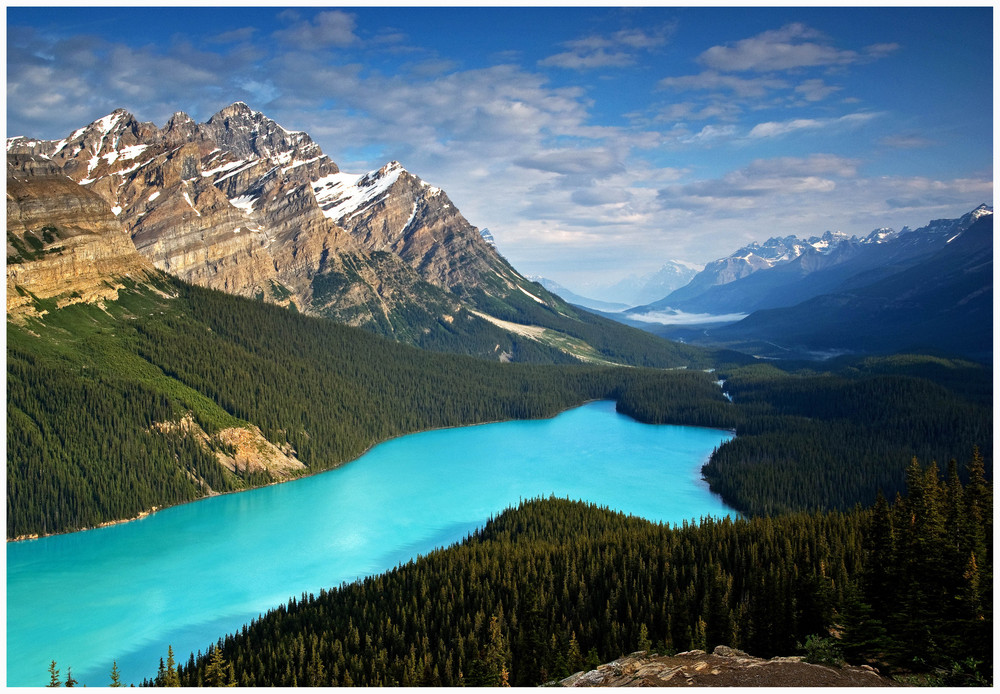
<box><xmin>6</xmin><ymin>5</ymin><xmax>993</xmax><ymax>291</ymax></box>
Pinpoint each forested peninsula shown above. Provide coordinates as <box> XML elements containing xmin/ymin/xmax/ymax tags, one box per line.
<box><xmin>162</xmin><ymin>455</ymin><xmax>991</xmax><ymax>687</ymax></box>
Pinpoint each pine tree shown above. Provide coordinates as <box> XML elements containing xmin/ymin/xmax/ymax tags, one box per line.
<box><xmin>203</xmin><ymin>645</ymin><xmax>234</xmax><ymax>687</ymax></box>
<box><xmin>566</xmin><ymin>631</ymin><xmax>584</xmax><ymax>673</ymax></box>
<box><xmin>109</xmin><ymin>661</ymin><xmax>122</xmax><ymax>687</ymax></box>
<box><xmin>165</xmin><ymin>645</ymin><xmax>180</xmax><ymax>686</ymax></box>
<box><xmin>838</xmin><ymin>586</ymin><xmax>890</xmax><ymax>666</ymax></box>
<box><xmin>637</xmin><ymin>624</ymin><xmax>651</xmax><ymax>652</ymax></box>
<box><xmin>64</xmin><ymin>667</ymin><xmax>77</xmax><ymax>687</ymax></box>
<box><xmin>47</xmin><ymin>660</ymin><xmax>60</xmax><ymax>687</ymax></box>
<box><xmin>482</xmin><ymin>610</ymin><xmax>510</xmax><ymax>686</ymax></box>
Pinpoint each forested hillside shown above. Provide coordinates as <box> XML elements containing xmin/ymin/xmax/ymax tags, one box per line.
<box><xmin>164</xmin><ymin>456</ymin><xmax>990</xmax><ymax>687</ymax></box>
<box><xmin>8</xmin><ymin>277</ymin><xmax>990</xmax><ymax>538</ymax></box>
<box><xmin>619</xmin><ymin>356</ymin><xmax>991</xmax><ymax>516</ymax></box>
<box><xmin>7</xmin><ymin>278</ymin><xmax>732</xmax><ymax>539</ymax></box>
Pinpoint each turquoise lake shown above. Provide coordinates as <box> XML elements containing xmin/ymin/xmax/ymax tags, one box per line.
<box><xmin>6</xmin><ymin>401</ymin><xmax>735</xmax><ymax>687</ymax></box>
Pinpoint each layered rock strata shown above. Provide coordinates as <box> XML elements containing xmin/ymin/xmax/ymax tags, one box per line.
<box><xmin>6</xmin><ymin>153</ymin><xmax>156</xmax><ymax>316</ymax></box>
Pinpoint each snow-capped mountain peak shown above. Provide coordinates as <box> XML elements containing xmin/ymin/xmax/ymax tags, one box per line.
<box><xmin>968</xmin><ymin>203</ymin><xmax>993</xmax><ymax>223</ymax></box>
<box><xmin>861</xmin><ymin>227</ymin><xmax>898</xmax><ymax>244</ymax></box>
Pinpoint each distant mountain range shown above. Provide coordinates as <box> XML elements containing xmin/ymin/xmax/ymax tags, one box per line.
<box><xmin>715</xmin><ymin>211</ymin><xmax>993</xmax><ymax>360</ymax></box>
<box><xmin>7</xmin><ymin>103</ymin><xmax>705</xmax><ymax>367</ymax></box>
<box><xmin>528</xmin><ymin>277</ymin><xmax>631</xmax><ymax>313</ymax></box>
<box><xmin>622</xmin><ymin>205</ymin><xmax>992</xmax><ymax>361</ymax></box>
<box><xmin>588</xmin><ymin>259</ymin><xmax>703</xmax><ymax>307</ymax></box>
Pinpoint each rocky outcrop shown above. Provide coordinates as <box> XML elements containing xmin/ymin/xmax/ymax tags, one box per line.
<box><xmin>6</xmin><ymin>153</ymin><xmax>156</xmax><ymax>316</ymax></box>
<box><xmin>152</xmin><ymin>414</ymin><xmax>305</xmax><ymax>484</ymax></box>
<box><xmin>559</xmin><ymin>647</ymin><xmax>893</xmax><ymax>687</ymax></box>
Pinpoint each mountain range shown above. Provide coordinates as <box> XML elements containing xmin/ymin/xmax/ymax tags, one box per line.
<box><xmin>584</xmin><ymin>259</ymin><xmax>703</xmax><ymax>308</ymax></box>
<box><xmin>529</xmin><ymin>277</ymin><xmax>632</xmax><ymax>313</ymax></box>
<box><xmin>7</xmin><ymin>103</ymin><xmax>703</xmax><ymax>367</ymax></box>
<box><xmin>631</xmin><ymin>205</ymin><xmax>991</xmax><ymax>317</ymax></box>
<box><xmin>620</xmin><ymin>205</ymin><xmax>992</xmax><ymax>360</ymax></box>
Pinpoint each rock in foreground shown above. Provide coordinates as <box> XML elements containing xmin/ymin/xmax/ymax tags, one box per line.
<box><xmin>560</xmin><ymin>646</ymin><xmax>893</xmax><ymax>687</ymax></box>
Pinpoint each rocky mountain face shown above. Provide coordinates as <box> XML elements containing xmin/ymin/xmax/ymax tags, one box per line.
<box><xmin>9</xmin><ymin>103</ymin><xmax>693</xmax><ymax>366</ymax></box>
<box><xmin>7</xmin><ymin>104</ymin><xmax>438</xmax><ymax>325</ymax></box>
<box><xmin>7</xmin><ymin>106</ymin><xmax>536</xmax><ymax>350</ymax></box>
<box><xmin>6</xmin><ymin>153</ymin><xmax>156</xmax><ymax>317</ymax></box>
<box><xmin>631</xmin><ymin>205</ymin><xmax>992</xmax><ymax>317</ymax></box>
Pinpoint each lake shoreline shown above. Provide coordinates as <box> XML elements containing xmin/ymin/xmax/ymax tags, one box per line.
<box><xmin>7</xmin><ymin>398</ymin><xmax>737</xmax><ymax>543</ymax></box>
<box><xmin>8</xmin><ymin>401</ymin><xmax>737</xmax><ymax>687</ymax></box>
<box><xmin>7</xmin><ymin>401</ymin><xmax>597</xmax><ymax>543</ymax></box>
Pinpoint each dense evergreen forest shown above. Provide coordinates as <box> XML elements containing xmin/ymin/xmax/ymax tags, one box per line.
<box><xmin>7</xmin><ymin>279</ymin><xmax>991</xmax><ymax>538</ymax></box>
<box><xmin>6</xmin><ymin>279</ymin><xmax>731</xmax><ymax>538</ymax></box>
<box><xmin>156</xmin><ymin>455</ymin><xmax>989</xmax><ymax>687</ymax></box>
<box><xmin>627</xmin><ymin>357</ymin><xmax>992</xmax><ymax>516</ymax></box>
<box><xmin>12</xmin><ymin>277</ymin><xmax>992</xmax><ymax>687</ymax></box>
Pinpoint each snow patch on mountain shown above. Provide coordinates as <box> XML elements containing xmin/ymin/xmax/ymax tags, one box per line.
<box><xmin>517</xmin><ymin>285</ymin><xmax>547</xmax><ymax>305</ymax></box>
<box><xmin>229</xmin><ymin>195</ymin><xmax>258</xmax><ymax>214</ymax></box>
<box><xmin>182</xmin><ymin>191</ymin><xmax>201</xmax><ymax>216</ymax></box>
<box><xmin>312</xmin><ymin>161</ymin><xmax>404</xmax><ymax>222</ymax></box>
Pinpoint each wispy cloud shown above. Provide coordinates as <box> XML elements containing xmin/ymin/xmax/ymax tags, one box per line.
<box><xmin>273</xmin><ymin>10</ymin><xmax>359</xmax><ymax>49</ymax></box>
<box><xmin>699</xmin><ymin>23</ymin><xmax>864</xmax><ymax>72</ymax></box>
<box><xmin>794</xmin><ymin>79</ymin><xmax>841</xmax><ymax>102</ymax></box>
<box><xmin>748</xmin><ymin>112</ymin><xmax>880</xmax><ymax>138</ymax></box>
<box><xmin>658</xmin><ymin>70</ymin><xmax>788</xmax><ymax>98</ymax></box>
<box><xmin>208</xmin><ymin>27</ymin><xmax>257</xmax><ymax>44</ymax></box>
<box><xmin>539</xmin><ymin>27</ymin><xmax>669</xmax><ymax>70</ymax></box>
<box><xmin>879</xmin><ymin>134</ymin><xmax>935</xmax><ymax>149</ymax></box>
<box><xmin>514</xmin><ymin>148</ymin><xmax>625</xmax><ymax>176</ymax></box>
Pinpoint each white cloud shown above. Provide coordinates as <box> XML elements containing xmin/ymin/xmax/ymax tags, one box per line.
<box><xmin>273</xmin><ymin>11</ymin><xmax>359</xmax><ymax>49</ymax></box>
<box><xmin>698</xmin><ymin>23</ymin><xmax>862</xmax><ymax>73</ymax></box>
<box><xmin>628</xmin><ymin>310</ymin><xmax>749</xmax><ymax>325</ymax></box>
<box><xmin>659</xmin><ymin>70</ymin><xmax>788</xmax><ymax>98</ymax></box>
<box><xmin>685</xmin><ymin>124</ymin><xmax>740</xmax><ymax>144</ymax></box>
<box><xmin>879</xmin><ymin>134</ymin><xmax>935</xmax><ymax>149</ymax></box>
<box><xmin>539</xmin><ymin>27</ymin><xmax>668</xmax><ymax>70</ymax></box>
<box><xmin>656</xmin><ymin>101</ymin><xmax>741</xmax><ymax>122</ymax></box>
<box><xmin>745</xmin><ymin>154</ymin><xmax>860</xmax><ymax>178</ymax></box>
<box><xmin>748</xmin><ymin>112</ymin><xmax>879</xmax><ymax>138</ymax></box>
<box><xmin>571</xmin><ymin>186</ymin><xmax>633</xmax><ymax>207</ymax></box>
<box><xmin>514</xmin><ymin>148</ymin><xmax>625</xmax><ymax>176</ymax></box>
<box><xmin>866</xmin><ymin>43</ymin><xmax>901</xmax><ymax>58</ymax></box>
<box><xmin>540</xmin><ymin>48</ymin><xmax>634</xmax><ymax>70</ymax></box>
<box><xmin>794</xmin><ymin>78</ymin><xmax>841</xmax><ymax>102</ymax></box>
<box><xmin>209</xmin><ymin>27</ymin><xmax>257</xmax><ymax>44</ymax></box>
